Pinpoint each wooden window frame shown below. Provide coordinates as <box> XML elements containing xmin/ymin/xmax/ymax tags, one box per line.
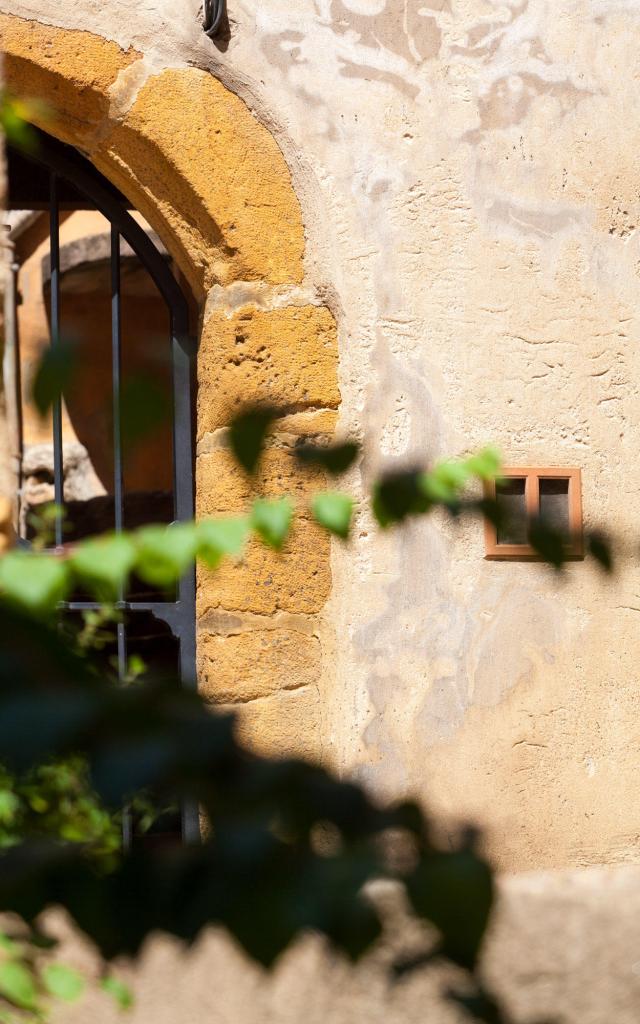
<box><xmin>483</xmin><ymin>467</ymin><xmax>583</xmax><ymax>561</ymax></box>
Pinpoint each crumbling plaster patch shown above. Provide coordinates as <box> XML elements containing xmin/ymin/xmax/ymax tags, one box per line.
<box><xmin>4</xmin><ymin>0</ymin><xmax>640</xmax><ymax>869</ymax></box>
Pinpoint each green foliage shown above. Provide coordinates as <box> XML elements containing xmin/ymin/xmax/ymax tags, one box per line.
<box><xmin>0</xmin><ymin>923</ymin><xmax>122</xmax><ymax>1023</ymax></box>
<box><xmin>69</xmin><ymin>535</ymin><xmax>137</xmax><ymax>602</ymax></box>
<box><xmin>0</xmin><ymin>603</ymin><xmax>494</xmax><ymax>977</ymax></box>
<box><xmin>0</xmin><ymin>961</ymin><xmax>38</xmax><ymax>1012</ymax></box>
<box><xmin>135</xmin><ymin>523</ymin><xmax>198</xmax><ymax>588</ymax></box>
<box><xmin>251</xmin><ymin>498</ymin><xmax>293</xmax><ymax>550</ymax></box>
<box><xmin>100</xmin><ymin>977</ymin><xmax>133</xmax><ymax>1011</ymax></box>
<box><xmin>0</xmin><ymin>759</ymin><xmax>120</xmax><ymax>858</ymax></box>
<box><xmin>312</xmin><ymin>492</ymin><xmax>354</xmax><ymax>538</ymax></box>
<box><xmin>41</xmin><ymin>965</ymin><xmax>85</xmax><ymax>1003</ymax></box>
<box><xmin>196</xmin><ymin>517</ymin><xmax>249</xmax><ymax>568</ymax></box>
<box><xmin>0</xmin><ymin>553</ymin><xmax>69</xmax><ymax>616</ymax></box>
<box><xmin>0</xmin><ymin>92</ymin><xmax>40</xmax><ymax>150</ymax></box>
<box><xmin>372</xmin><ymin>449</ymin><xmax>502</xmax><ymax>527</ymax></box>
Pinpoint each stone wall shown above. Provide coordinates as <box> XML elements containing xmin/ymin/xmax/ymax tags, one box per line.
<box><xmin>1</xmin><ymin>0</ymin><xmax>640</xmax><ymax>871</ymax></box>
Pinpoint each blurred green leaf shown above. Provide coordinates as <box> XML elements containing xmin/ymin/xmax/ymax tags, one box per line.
<box><xmin>465</xmin><ymin>447</ymin><xmax>502</xmax><ymax>482</ymax></box>
<box><xmin>0</xmin><ymin>961</ymin><xmax>38</xmax><ymax>1010</ymax></box>
<box><xmin>0</xmin><ymin>553</ymin><xmax>69</xmax><ymax>614</ymax></box>
<box><xmin>0</xmin><ymin>92</ymin><xmax>39</xmax><ymax>150</ymax></box>
<box><xmin>295</xmin><ymin>442</ymin><xmax>359</xmax><ymax>475</ymax></box>
<box><xmin>120</xmin><ymin>376</ymin><xmax>170</xmax><ymax>449</ymax></box>
<box><xmin>420</xmin><ymin>461</ymin><xmax>470</xmax><ymax>504</ymax></box>
<box><xmin>42</xmin><ymin>963</ymin><xmax>85</xmax><ymax>1003</ymax></box>
<box><xmin>101</xmin><ymin>976</ymin><xmax>133</xmax><ymax>1011</ymax></box>
<box><xmin>372</xmin><ymin>470</ymin><xmax>430</xmax><ymax>527</ymax></box>
<box><xmin>31</xmin><ymin>338</ymin><xmax>78</xmax><ymax>418</ymax></box>
<box><xmin>312</xmin><ymin>493</ymin><xmax>353</xmax><ymax>538</ymax></box>
<box><xmin>228</xmin><ymin>407</ymin><xmax>276</xmax><ymax>473</ymax></box>
<box><xmin>70</xmin><ymin>534</ymin><xmax>137</xmax><ymax>600</ymax></box>
<box><xmin>0</xmin><ymin>792</ymin><xmax>20</xmax><ymax>827</ymax></box>
<box><xmin>196</xmin><ymin>517</ymin><xmax>250</xmax><ymax>568</ymax></box>
<box><xmin>0</xmin><ymin>934</ymin><xmax>19</xmax><ymax>957</ymax></box>
<box><xmin>135</xmin><ymin>524</ymin><xmax>198</xmax><ymax>587</ymax></box>
<box><xmin>251</xmin><ymin>498</ymin><xmax>293</xmax><ymax>550</ymax></box>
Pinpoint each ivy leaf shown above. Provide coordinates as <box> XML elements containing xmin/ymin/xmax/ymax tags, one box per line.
<box><xmin>372</xmin><ymin>470</ymin><xmax>430</xmax><ymax>527</ymax></box>
<box><xmin>229</xmin><ymin>407</ymin><xmax>277</xmax><ymax>473</ymax></box>
<box><xmin>42</xmin><ymin>964</ymin><xmax>85</xmax><ymax>1003</ymax></box>
<box><xmin>295</xmin><ymin>442</ymin><xmax>359</xmax><ymax>475</ymax></box>
<box><xmin>420</xmin><ymin>461</ymin><xmax>470</xmax><ymax>504</ymax></box>
<box><xmin>312</xmin><ymin>493</ymin><xmax>353</xmax><ymax>539</ymax></box>
<box><xmin>120</xmin><ymin>376</ymin><xmax>170</xmax><ymax>449</ymax></box>
<box><xmin>100</xmin><ymin>976</ymin><xmax>134</xmax><ymax>1010</ymax></box>
<box><xmin>0</xmin><ymin>792</ymin><xmax>20</xmax><ymax>826</ymax></box>
<box><xmin>0</xmin><ymin>933</ymin><xmax>19</xmax><ymax>957</ymax></box>
<box><xmin>31</xmin><ymin>338</ymin><xmax>78</xmax><ymax>418</ymax></box>
<box><xmin>0</xmin><ymin>961</ymin><xmax>38</xmax><ymax>1010</ymax></box>
<box><xmin>465</xmin><ymin>447</ymin><xmax>502</xmax><ymax>481</ymax></box>
<box><xmin>196</xmin><ymin>517</ymin><xmax>250</xmax><ymax>569</ymax></box>
<box><xmin>135</xmin><ymin>524</ymin><xmax>198</xmax><ymax>588</ymax></box>
<box><xmin>0</xmin><ymin>553</ymin><xmax>69</xmax><ymax>614</ymax></box>
<box><xmin>70</xmin><ymin>534</ymin><xmax>137</xmax><ymax>600</ymax></box>
<box><xmin>251</xmin><ymin>498</ymin><xmax>293</xmax><ymax>550</ymax></box>
<box><xmin>0</xmin><ymin>93</ymin><xmax>39</xmax><ymax>150</ymax></box>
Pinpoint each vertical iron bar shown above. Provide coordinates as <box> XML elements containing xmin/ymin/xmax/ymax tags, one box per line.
<box><xmin>49</xmin><ymin>173</ymin><xmax>64</xmax><ymax>548</ymax></box>
<box><xmin>171</xmin><ymin>311</ymin><xmax>199</xmax><ymax>843</ymax></box>
<box><xmin>111</xmin><ymin>225</ymin><xmax>133</xmax><ymax>850</ymax></box>
<box><xmin>111</xmin><ymin>226</ymin><xmax>124</xmax><ymax>541</ymax></box>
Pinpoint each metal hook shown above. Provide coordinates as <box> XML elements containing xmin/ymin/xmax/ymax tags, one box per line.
<box><xmin>202</xmin><ymin>0</ymin><xmax>227</xmax><ymax>38</ymax></box>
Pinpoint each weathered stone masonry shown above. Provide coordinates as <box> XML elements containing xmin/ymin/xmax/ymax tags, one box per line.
<box><xmin>1</xmin><ymin>10</ymin><xmax>340</xmax><ymax>763</ymax></box>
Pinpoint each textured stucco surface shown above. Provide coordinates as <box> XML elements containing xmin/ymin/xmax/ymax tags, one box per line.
<box><xmin>3</xmin><ymin>0</ymin><xmax>640</xmax><ymax>871</ymax></box>
<box><xmin>47</xmin><ymin>865</ymin><xmax>640</xmax><ymax>1024</ymax></box>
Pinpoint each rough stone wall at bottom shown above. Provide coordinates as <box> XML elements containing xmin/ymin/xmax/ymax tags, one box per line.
<box><xmin>48</xmin><ymin>864</ymin><xmax>640</xmax><ymax>1024</ymax></box>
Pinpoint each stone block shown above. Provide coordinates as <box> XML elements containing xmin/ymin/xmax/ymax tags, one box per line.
<box><xmin>198</xmin><ymin>628</ymin><xmax>322</xmax><ymax>705</ymax></box>
<box><xmin>1</xmin><ymin>14</ymin><xmax>139</xmax><ymax>147</ymax></box>
<box><xmin>198</xmin><ymin>305</ymin><xmax>340</xmax><ymax>436</ymax></box>
<box><xmin>101</xmin><ymin>69</ymin><xmax>305</xmax><ymax>294</ymax></box>
<box><xmin>197</xmin><ymin>520</ymin><xmax>331</xmax><ymax>616</ymax></box>
<box><xmin>229</xmin><ymin>684</ymin><xmax>324</xmax><ymax>762</ymax></box>
<box><xmin>196</xmin><ymin>447</ymin><xmax>326</xmax><ymax>518</ymax></box>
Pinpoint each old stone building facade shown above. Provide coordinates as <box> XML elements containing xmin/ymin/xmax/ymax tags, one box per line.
<box><xmin>2</xmin><ymin>0</ymin><xmax>640</xmax><ymax>877</ymax></box>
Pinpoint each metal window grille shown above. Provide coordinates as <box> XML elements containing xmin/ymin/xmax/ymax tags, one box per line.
<box><xmin>7</xmin><ymin>131</ymin><xmax>198</xmax><ymax>843</ymax></box>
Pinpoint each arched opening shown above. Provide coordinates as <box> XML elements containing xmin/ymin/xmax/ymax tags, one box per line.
<box><xmin>4</xmin><ymin>128</ymin><xmax>198</xmax><ymax>840</ymax></box>
<box><xmin>2</xmin><ymin>10</ymin><xmax>340</xmax><ymax>773</ymax></box>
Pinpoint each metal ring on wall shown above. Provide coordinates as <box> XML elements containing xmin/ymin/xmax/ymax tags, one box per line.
<box><xmin>203</xmin><ymin>0</ymin><xmax>227</xmax><ymax>37</ymax></box>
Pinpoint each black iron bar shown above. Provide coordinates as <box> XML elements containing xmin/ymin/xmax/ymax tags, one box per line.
<box><xmin>27</xmin><ymin>133</ymin><xmax>198</xmax><ymax>846</ymax></box>
<box><xmin>49</xmin><ymin>173</ymin><xmax>64</xmax><ymax>548</ymax></box>
<box><xmin>111</xmin><ymin>226</ymin><xmax>133</xmax><ymax>850</ymax></box>
<box><xmin>111</xmin><ymin>225</ymin><xmax>124</xmax><ymax>541</ymax></box>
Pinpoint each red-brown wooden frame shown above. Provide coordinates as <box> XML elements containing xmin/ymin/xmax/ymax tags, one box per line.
<box><xmin>483</xmin><ymin>467</ymin><xmax>583</xmax><ymax>561</ymax></box>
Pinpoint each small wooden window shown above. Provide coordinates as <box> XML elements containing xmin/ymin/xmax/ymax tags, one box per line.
<box><xmin>484</xmin><ymin>468</ymin><xmax>583</xmax><ymax>560</ymax></box>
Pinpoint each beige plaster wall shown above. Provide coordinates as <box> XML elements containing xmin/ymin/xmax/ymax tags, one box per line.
<box><xmin>2</xmin><ymin>0</ymin><xmax>640</xmax><ymax>871</ymax></box>
<box><xmin>47</xmin><ymin>866</ymin><xmax>640</xmax><ymax>1024</ymax></box>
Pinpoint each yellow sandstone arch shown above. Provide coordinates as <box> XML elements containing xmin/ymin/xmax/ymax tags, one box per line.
<box><xmin>2</xmin><ymin>12</ymin><xmax>339</xmax><ymax>762</ymax></box>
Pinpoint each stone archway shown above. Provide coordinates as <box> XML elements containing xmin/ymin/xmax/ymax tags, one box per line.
<box><xmin>2</xmin><ymin>11</ymin><xmax>340</xmax><ymax>763</ymax></box>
